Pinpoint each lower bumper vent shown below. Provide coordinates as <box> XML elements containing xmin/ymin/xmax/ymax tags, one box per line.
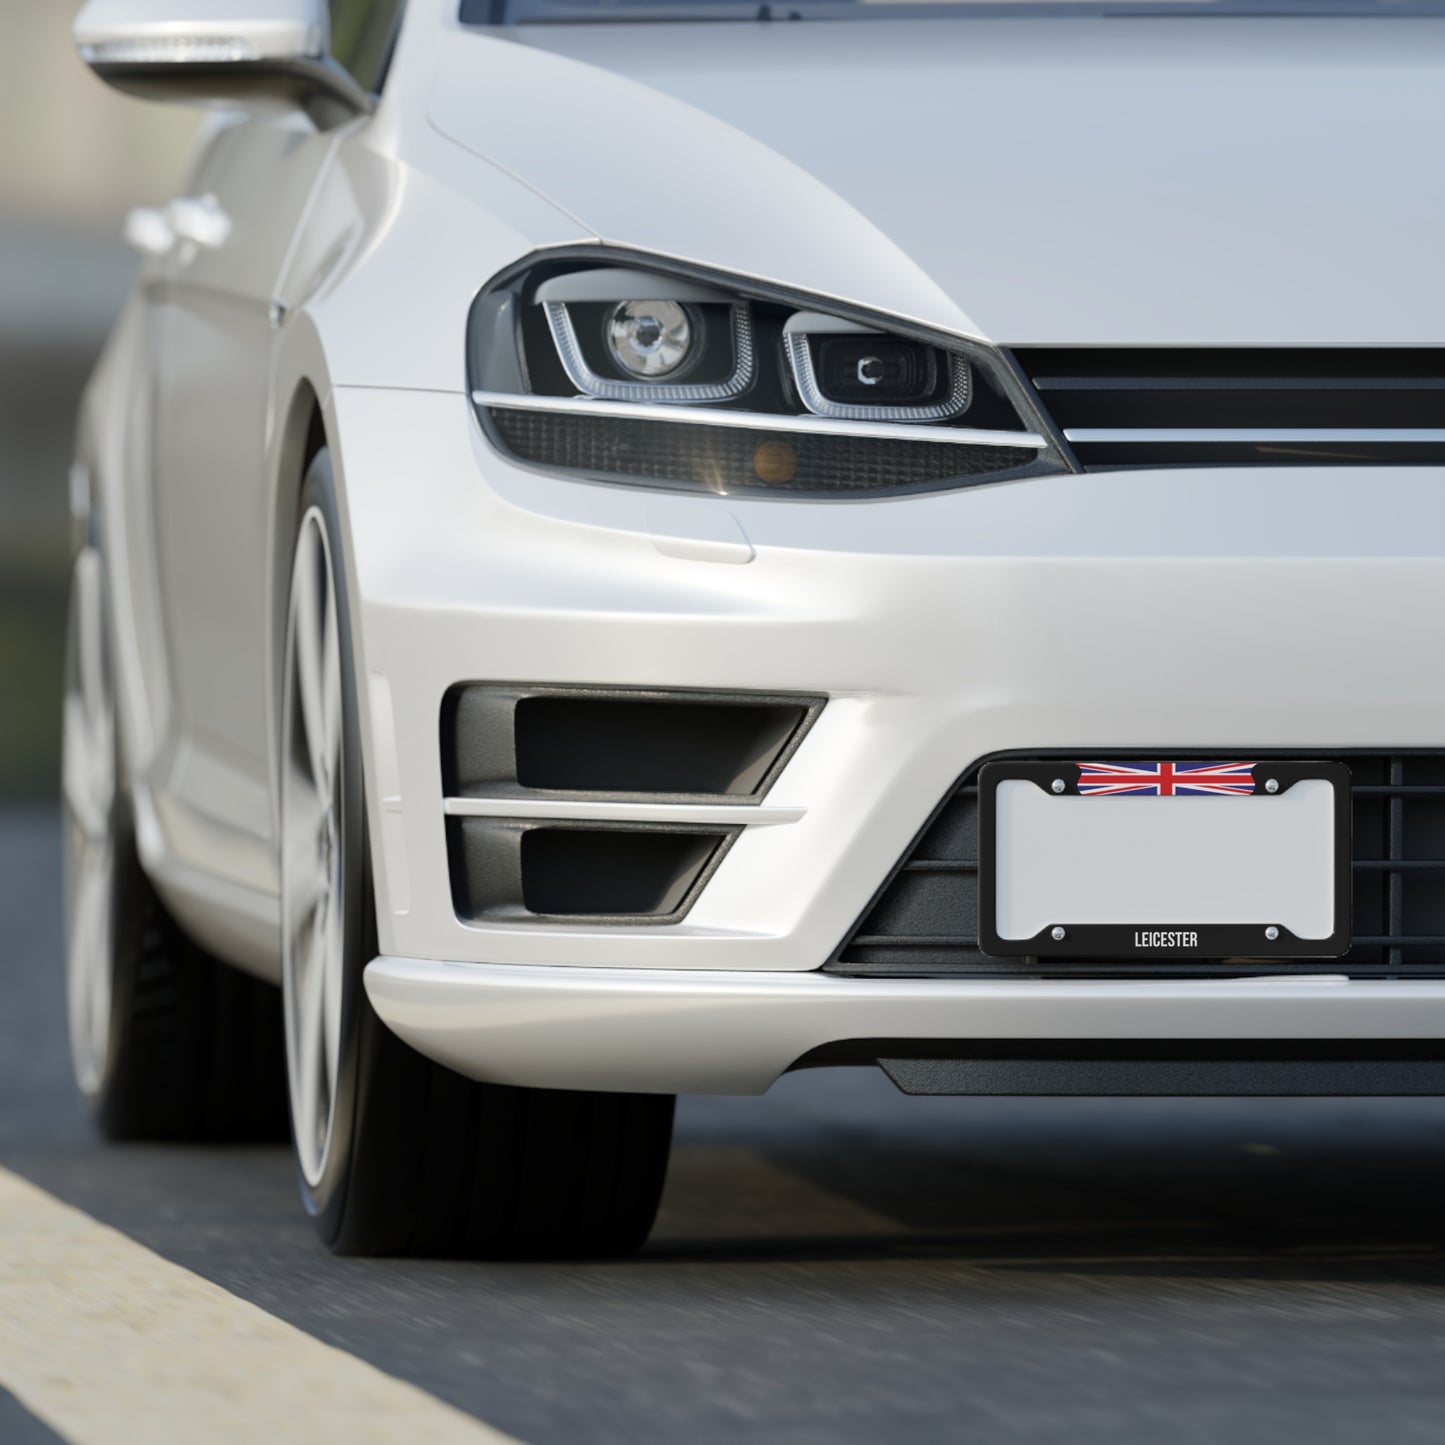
<box><xmin>448</xmin><ymin>818</ymin><xmax>734</xmax><ymax>924</ymax></box>
<box><xmin>443</xmin><ymin>685</ymin><xmax>820</xmax><ymax>801</ymax></box>
<box><xmin>830</xmin><ymin>752</ymin><xmax>1445</xmax><ymax>979</ymax></box>
<box><xmin>441</xmin><ymin>684</ymin><xmax>819</xmax><ymax>925</ymax></box>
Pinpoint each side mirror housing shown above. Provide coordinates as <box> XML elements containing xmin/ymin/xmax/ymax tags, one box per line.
<box><xmin>74</xmin><ymin>0</ymin><xmax>372</xmax><ymax>128</ymax></box>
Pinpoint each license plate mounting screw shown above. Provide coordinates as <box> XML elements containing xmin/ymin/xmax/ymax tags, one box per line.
<box><xmin>1265</xmin><ymin>926</ymin><xmax>1280</xmax><ymax>941</ymax></box>
<box><xmin>1051</xmin><ymin>778</ymin><xmax>1066</xmax><ymax>794</ymax></box>
<box><xmin>1265</xmin><ymin>778</ymin><xmax>1280</xmax><ymax>793</ymax></box>
<box><xmin>1051</xmin><ymin>925</ymin><xmax>1066</xmax><ymax>941</ymax></box>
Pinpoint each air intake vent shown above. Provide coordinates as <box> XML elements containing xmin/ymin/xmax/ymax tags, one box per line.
<box><xmin>448</xmin><ymin>818</ymin><xmax>732</xmax><ymax>924</ymax></box>
<box><xmin>1011</xmin><ymin>349</ymin><xmax>1445</xmax><ymax>469</ymax></box>
<box><xmin>441</xmin><ymin>685</ymin><xmax>821</xmax><ymax>927</ymax></box>
<box><xmin>830</xmin><ymin>752</ymin><xmax>1445</xmax><ymax>980</ymax></box>
<box><xmin>442</xmin><ymin>686</ymin><xmax>821</xmax><ymax>801</ymax></box>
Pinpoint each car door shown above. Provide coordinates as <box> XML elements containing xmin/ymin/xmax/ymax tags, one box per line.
<box><xmin>148</xmin><ymin>113</ymin><xmax>340</xmax><ymax>872</ymax></box>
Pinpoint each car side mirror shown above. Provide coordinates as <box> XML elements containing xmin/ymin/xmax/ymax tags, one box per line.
<box><xmin>74</xmin><ymin>0</ymin><xmax>373</xmax><ymax>128</ymax></box>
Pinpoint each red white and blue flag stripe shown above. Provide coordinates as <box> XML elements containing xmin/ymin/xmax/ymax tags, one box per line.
<box><xmin>1075</xmin><ymin>761</ymin><xmax>1256</xmax><ymax>797</ymax></box>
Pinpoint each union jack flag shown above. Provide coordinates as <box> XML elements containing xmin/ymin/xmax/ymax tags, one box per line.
<box><xmin>1075</xmin><ymin>761</ymin><xmax>1256</xmax><ymax>797</ymax></box>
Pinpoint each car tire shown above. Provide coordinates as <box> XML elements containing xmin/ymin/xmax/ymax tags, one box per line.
<box><xmin>61</xmin><ymin>538</ymin><xmax>288</xmax><ymax>1142</ymax></box>
<box><xmin>282</xmin><ymin>448</ymin><xmax>675</xmax><ymax>1259</ymax></box>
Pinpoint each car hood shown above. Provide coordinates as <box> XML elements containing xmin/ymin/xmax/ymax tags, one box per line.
<box><xmin>429</xmin><ymin>17</ymin><xmax>1444</xmax><ymax>346</ymax></box>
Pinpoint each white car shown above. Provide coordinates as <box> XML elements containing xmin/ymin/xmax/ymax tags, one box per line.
<box><xmin>65</xmin><ymin>0</ymin><xmax>1445</xmax><ymax>1257</ymax></box>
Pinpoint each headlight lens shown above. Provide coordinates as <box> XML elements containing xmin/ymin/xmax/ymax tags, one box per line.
<box><xmin>606</xmin><ymin>300</ymin><xmax>695</xmax><ymax>379</ymax></box>
<box><xmin>819</xmin><ymin>336</ymin><xmax>936</xmax><ymax>401</ymax></box>
<box><xmin>468</xmin><ymin>257</ymin><xmax>1069</xmax><ymax>498</ymax></box>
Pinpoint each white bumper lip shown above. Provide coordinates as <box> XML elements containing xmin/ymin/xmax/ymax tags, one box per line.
<box><xmin>363</xmin><ymin>957</ymin><xmax>1445</xmax><ymax>1096</ymax></box>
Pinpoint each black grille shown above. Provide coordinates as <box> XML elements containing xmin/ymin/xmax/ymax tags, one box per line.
<box><xmin>1010</xmin><ymin>349</ymin><xmax>1445</xmax><ymax>470</ymax></box>
<box><xmin>829</xmin><ymin>753</ymin><xmax>1445</xmax><ymax>979</ymax></box>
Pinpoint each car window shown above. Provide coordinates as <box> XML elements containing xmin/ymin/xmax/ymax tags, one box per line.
<box><xmin>330</xmin><ymin>0</ymin><xmax>406</xmax><ymax>93</ymax></box>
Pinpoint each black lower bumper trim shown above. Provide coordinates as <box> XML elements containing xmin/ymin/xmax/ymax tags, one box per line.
<box><xmin>791</xmin><ymin>1039</ymin><xmax>1445</xmax><ymax>1096</ymax></box>
<box><xmin>879</xmin><ymin>1056</ymin><xmax>1445</xmax><ymax>1097</ymax></box>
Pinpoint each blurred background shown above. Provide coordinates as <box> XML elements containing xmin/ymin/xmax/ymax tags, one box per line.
<box><xmin>0</xmin><ymin>3</ymin><xmax>195</xmax><ymax>799</ymax></box>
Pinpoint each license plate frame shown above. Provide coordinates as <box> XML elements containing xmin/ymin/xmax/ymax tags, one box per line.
<box><xmin>978</xmin><ymin>759</ymin><xmax>1352</xmax><ymax>959</ymax></box>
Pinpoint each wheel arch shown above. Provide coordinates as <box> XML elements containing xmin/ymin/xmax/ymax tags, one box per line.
<box><xmin>264</xmin><ymin>357</ymin><xmax>393</xmax><ymax>956</ymax></box>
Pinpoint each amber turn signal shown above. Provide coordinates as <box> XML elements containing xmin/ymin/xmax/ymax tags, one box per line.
<box><xmin>752</xmin><ymin>439</ymin><xmax>798</xmax><ymax>484</ymax></box>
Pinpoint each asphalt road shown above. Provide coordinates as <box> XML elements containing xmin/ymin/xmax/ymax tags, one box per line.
<box><xmin>7</xmin><ymin>804</ymin><xmax>1445</xmax><ymax>1444</ymax></box>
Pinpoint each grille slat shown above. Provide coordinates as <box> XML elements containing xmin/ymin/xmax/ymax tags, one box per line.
<box><xmin>830</xmin><ymin>752</ymin><xmax>1445</xmax><ymax>979</ymax></box>
<box><xmin>851</xmin><ymin>935</ymin><xmax>983</xmax><ymax>948</ymax></box>
<box><xmin>1354</xmin><ymin>785</ymin><xmax>1445</xmax><ymax>797</ymax></box>
<box><xmin>1353</xmin><ymin>860</ymin><xmax>1445</xmax><ymax>871</ymax></box>
<box><xmin>1351</xmin><ymin>937</ymin><xmax>1445</xmax><ymax>947</ymax></box>
<box><xmin>1011</xmin><ymin>349</ymin><xmax>1445</xmax><ymax>469</ymax></box>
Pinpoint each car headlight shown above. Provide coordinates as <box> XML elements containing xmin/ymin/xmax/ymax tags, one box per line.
<box><xmin>468</xmin><ymin>254</ymin><xmax>1071</xmax><ymax>498</ymax></box>
<box><xmin>605</xmin><ymin>301</ymin><xmax>697</xmax><ymax>380</ymax></box>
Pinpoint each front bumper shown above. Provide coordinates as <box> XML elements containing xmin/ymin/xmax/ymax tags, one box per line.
<box><xmin>336</xmin><ymin>387</ymin><xmax>1445</xmax><ymax>965</ymax></box>
<box><xmin>331</xmin><ymin>385</ymin><xmax>1445</xmax><ymax>1085</ymax></box>
<box><xmin>363</xmin><ymin>960</ymin><xmax>1445</xmax><ymax>1094</ymax></box>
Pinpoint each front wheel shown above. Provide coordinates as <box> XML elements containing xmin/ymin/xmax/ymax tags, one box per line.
<box><xmin>281</xmin><ymin>449</ymin><xmax>674</xmax><ymax>1258</ymax></box>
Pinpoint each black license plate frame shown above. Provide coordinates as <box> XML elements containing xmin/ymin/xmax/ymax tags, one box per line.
<box><xmin>977</xmin><ymin>759</ymin><xmax>1352</xmax><ymax>959</ymax></box>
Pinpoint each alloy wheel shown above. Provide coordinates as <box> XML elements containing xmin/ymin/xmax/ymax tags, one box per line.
<box><xmin>281</xmin><ymin>508</ymin><xmax>347</xmax><ymax>1188</ymax></box>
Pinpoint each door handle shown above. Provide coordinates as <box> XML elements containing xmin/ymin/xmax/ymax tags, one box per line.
<box><xmin>166</xmin><ymin>195</ymin><xmax>232</xmax><ymax>250</ymax></box>
<box><xmin>123</xmin><ymin>206</ymin><xmax>175</xmax><ymax>258</ymax></box>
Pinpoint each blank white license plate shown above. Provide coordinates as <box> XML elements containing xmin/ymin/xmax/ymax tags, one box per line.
<box><xmin>978</xmin><ymin>760</ymin><xmax>1350</xmax><ymax>958</ymax></box>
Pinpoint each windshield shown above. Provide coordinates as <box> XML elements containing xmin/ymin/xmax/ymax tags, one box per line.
<box><xmin>464</xmin><ymin>0</ymin><xmax>1445</xmax><ymax>24</ymax></box>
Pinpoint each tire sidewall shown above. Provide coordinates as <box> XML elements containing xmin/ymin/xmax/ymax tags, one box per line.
<box><xmin>61</xmin><ymin>533</ymin><xmax>134</xmax><ymax>1111</ymax></box>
